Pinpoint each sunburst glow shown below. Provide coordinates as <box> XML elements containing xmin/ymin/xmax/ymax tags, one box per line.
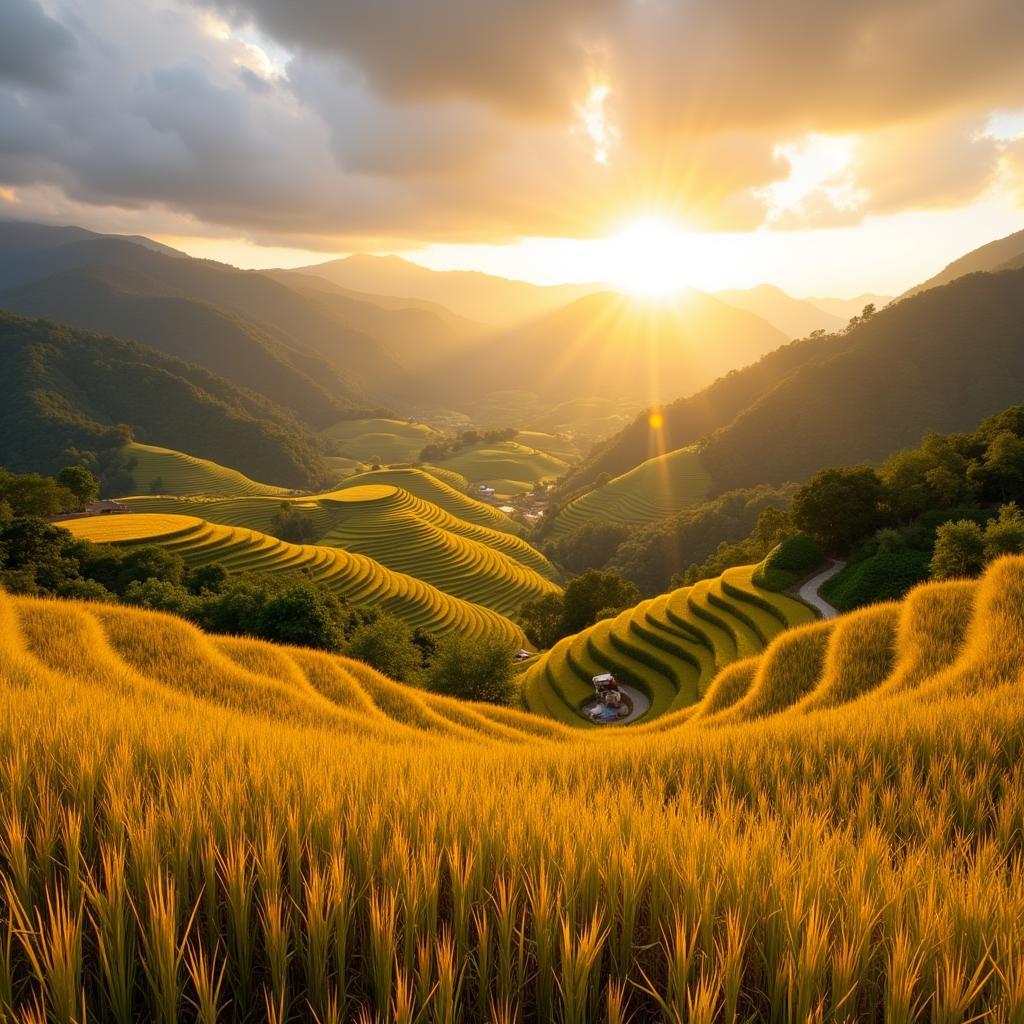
<box><xmin>604</xmin><ymin>217</ymin><xmax>694</xmax><ymax>298</ymax></box>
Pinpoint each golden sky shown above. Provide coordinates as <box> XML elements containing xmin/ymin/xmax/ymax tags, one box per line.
<box><xmin>2</xmin><ymin>0</ymin><xmax>1024</xmax><ymax>295</ymax></box>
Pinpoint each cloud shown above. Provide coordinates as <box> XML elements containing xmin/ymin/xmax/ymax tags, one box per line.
<box><xmin>0</xmin><ymin>0</ymin><xmax>77</xmax><ymax>91</ymax></box>
<box><xmin>0</xmin><ymin>0</ymin><xmax>1023</xmax><ymax>249</ymax></box>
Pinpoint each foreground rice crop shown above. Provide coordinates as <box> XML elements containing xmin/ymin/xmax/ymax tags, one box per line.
<box><xmin>1</xmin><ymin>556</ymin><xmax>1024</xmax><ymax>1020</ymax></box>
<box><xmin>64</xmin><ymin>513</ymin><xmax>527</xmax><ymax>645</ymax></box>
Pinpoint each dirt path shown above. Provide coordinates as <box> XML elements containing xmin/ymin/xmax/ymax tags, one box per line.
<box><xmin>796</xmin><ymin>560</ymin><xmax>846</xmax><ymax>619</ymax></box>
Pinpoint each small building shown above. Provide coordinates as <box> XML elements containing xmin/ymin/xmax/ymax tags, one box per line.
<box><xmin>498</xmin><ymin>504</ymin><xmax>516</xmax><ymax>515</ymax></box>
<box><xmin>478</xmin><ymin>485</ymin><xmax>496</xmax><ymax>496</ymax></box>
<box><xmin>513</xmin><ymin>649</ymin><xmax>533</xmax><ymax>662</ymax></box>
<box><xmin>86</xmin><ymin>500</ymin><xmax>131</xmax><ymax>515</ymax></box>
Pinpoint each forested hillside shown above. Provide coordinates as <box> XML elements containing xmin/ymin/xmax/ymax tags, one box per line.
<box><xmin>558</xmin><ymin>267</ymin><xmax>1024</xmax><ymax>501</ymax></box>
<box><xmin>0</xmin><ymin>312</ymin><xmax>328</xmax><ymax>488</ymax></box>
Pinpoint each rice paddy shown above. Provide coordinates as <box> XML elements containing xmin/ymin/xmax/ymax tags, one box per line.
<box><xmin>121</xmin><ymin>442</ymin><xmax>290</xmax><ymax>498</ymax></box>
<box><xmin>550</xmin><ymin>445</ymin><xmax>711</xmax><ymax>537</ymax></box>
<box><xmin>115</xmin><ymin>482</ymin><xmax>553</xmax><ymax>614</ymax></box>
<box><xmin>433</xmin><ymin>440</ymin><xmax>572</xmax><ymax>497</ymax></box>
<box><xmin>63</xmin><ymin>513</ymin><xmax>527</xmax><ymax>645</ymax></box>
<box><xmin>522</xmin><ymin>563</ymin><xmax>815</xmax><ymax>724</ymax></box>
<box><xmin>321</xmin><ymin>418</ymin><xmax>442</xmax><ymax>465</ymax></box>
<box><xmin>2</xmin><ymin>554</ymin><xmax>1024</xmax><ymax>1020</ymax></box>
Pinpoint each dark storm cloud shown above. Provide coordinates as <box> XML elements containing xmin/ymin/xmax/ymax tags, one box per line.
<box><xmin>0</xmin><ymin>0</ymin><xmax>78</xmax><ymax>91</ymax></box>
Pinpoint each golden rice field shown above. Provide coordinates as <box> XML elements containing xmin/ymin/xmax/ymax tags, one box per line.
<box><xmin>521</xmin><ymin>563</ymin><xmax>816</xmax><ymax>724</ymax></box>
<box><xmin>121</xmin><ymin>443</ymin><xmax>290</xmax><ymax>498</ymax></box>
<box><xmin>2</xmin><ymin>554</ymin><xmax>1024</xmax><ymax>1021</ymax></box>
<box><xmin>64</xmin><ymin>513</ymin><xmax>526</xmax><ymax>646</ymax></box>
<box><xmin>115</xmin><ymin>484</ymin><xmax>555</xmax><ymax>615</ymax></box>
<box><xmin>550</xmin><ymin>446</ymin><xmax>711</xmax><ymax>538</ymax></box>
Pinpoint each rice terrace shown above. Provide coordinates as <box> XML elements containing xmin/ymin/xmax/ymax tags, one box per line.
<box><xmin>3</xmin><ymin>1</ymin><xmax>1024</xmax><ymax>1021</ymax></box>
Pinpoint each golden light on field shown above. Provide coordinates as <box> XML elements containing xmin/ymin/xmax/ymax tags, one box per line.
<box><xmin>604</xmin><ymin>217</ymin><xmax>693</xmax><ymax>298</ymax></box>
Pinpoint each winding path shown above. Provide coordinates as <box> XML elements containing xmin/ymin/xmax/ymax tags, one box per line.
<box><xmin>796</xmin><ymin>559</ymin><xmax>846</xmax><ymax>619</ymax></box>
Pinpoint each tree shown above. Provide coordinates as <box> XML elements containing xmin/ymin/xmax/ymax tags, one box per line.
<box><xmin>982</xmin><ymin>503</ymin><xmax>1024</xmax><ymax>560</ymax></box>
<box><xmin>426</xmin><ymin>634</ymin><xmax>516</xmax><ymax>705</ymax></box>
<box><xmin>346</xmin><ymin>613</ymin><xmax>424</xmax><ymax>683</ymax></box>
<box><xmin>57</xmin><ymin>465</ymin><xmax>99</xmax><ymax>510</ymax></box>
<box><xmin>0</xmin><ymin>469</ymin><xmax>77</xmax><ymax>518</ymax></box>
<box><xmin>518</xmin><ymin>592</ymin><xmax>564</xmax><ymax>649</ymax></box>
<box><xmin>791</xmin><ymin>466</ymin><xmax>885</xmax><ymax>554</ymax></box>
<box><xmin>930</xmin><ymin>520</ymin><xmax>985</xmax><ymax>580</ymax></box>
<box><xmin>115</xmin><ymin>546</ymin><xmax>184</xmax><ymax>591</ymax></box>
<box><xmin>259</xmin><ymin>584</ymin><xmax>345</xmax><ymax>651</ymax></box>
<box><xmin>269</xmin><ymin>503</ymin><xmax>318</xmax><ymax>544</ymax></box>
<box><xmin>559</xmin><ymin>570</ymin><xmax>641</xmax><ymax>635</ymax></box>
<box><xmin>544</xmin><ymin>521</ymin><xmax>630</xmax><ymax>574</ymax></box>
<box><xmin>976</xmin><ymin>431</ymin><xmax>1024</xmax><ymax>502</ymax></box>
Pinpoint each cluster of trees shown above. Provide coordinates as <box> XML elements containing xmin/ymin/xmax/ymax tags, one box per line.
<box><xmin>0</xmin><ymin>464</ymin><xmax>98</xmax><ymax>517</ymax></box>
<box><xmin>537</xmin><ymin>486</ymin><xmax>795</xmax><ymax>597</ymax></box>
<box><xmin>518</xmin><ymin>569</ymin><xmax>640</xmax><ymax>650</ymax></box>
<box><xmin>0</xmin><ymin>465</ymin><xmax>517</xmax><ymax>705</ymax></box>
<box><xmin>268</xmin><ymin>502</ymin><xmax>320</xmax><ymax>544</ymax></box>
<box><xmin>418</xmin><ymin>426</ymin><xmax>517</xmax><ymax>464</ymax></box>
<box><xmin>755</xmin><ymin>406</ymin><xmax>1024</xmax><ymax>611</ymax></box>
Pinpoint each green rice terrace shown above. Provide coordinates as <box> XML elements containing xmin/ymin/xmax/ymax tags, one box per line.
<box><xmin>550</xmin><ymin>444</ymin><xmax>711</xmax><ymax>537</ymax></box>
<box><xmin>118</xmin><ymin>481</ymin><xmax>558</xmax><ymax>615</ymax></box>
<box><xmin>321</xmin><ymin>417</ymin><xmax>441</xmax><ymax>464</ymax></box>
<box><xmin>123</xmin><ymin>442</ymin><xmax>290</xmax><ymax>497</ymax></box>
<box><xmin>522</xmin><ymin>563</ymin><xmax>816</xmax><ymax>724</ymax></box>
<box><xmin>433</xmin><ymin>438</ymin><xmax>571</xmax><ymax>497</ymax></box>
<box><xmin>64</xmin><ymin>513</ymin><xmax>527</xmax><ymax>646</ymax></box>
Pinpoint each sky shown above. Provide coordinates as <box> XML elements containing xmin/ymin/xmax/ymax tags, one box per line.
<box><xmin>2</xmin><ymin>0</ymin><xmax>1024</xmax><ymax>297</ymax></box>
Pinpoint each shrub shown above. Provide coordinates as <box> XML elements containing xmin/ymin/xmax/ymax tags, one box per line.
<box><xmin>426</xmin><ymin>633</ymin><xmax>517</xmax><ymax>705</ymax></box>
<box><xmin>822</xmin><ymin>549</ymin><xmax>932</xmax><ymax>611</ymax></box>
<box><xmin>346</xmin><ymin>613</ymin><xmax>424</xmax><ymax>684</ymax></box>
<box><xmin>753</xmin><ymin>535</ymin><xmax>822</xmax><ymax>591</ymax></box>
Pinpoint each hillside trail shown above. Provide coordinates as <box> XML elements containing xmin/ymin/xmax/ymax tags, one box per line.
<box><xmin>796</xmin><ymin>559</ymin><xmax>846</xmax><ymax>619</ymax></box>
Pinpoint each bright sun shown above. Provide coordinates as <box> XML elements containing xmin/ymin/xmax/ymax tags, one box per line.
<box><xmin>605</xmin><ymin>217</ymin><xmax>693</xmax><ymax>299</ymax></box>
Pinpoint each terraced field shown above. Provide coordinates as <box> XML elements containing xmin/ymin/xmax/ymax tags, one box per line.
<box><xmin>549</xmin><ymin>444</ymin><xmax>710</xmax><ymax>537</ymax></box>
<box><xmin>515</xmin><ymin>430</ymin><xmax>581</xmax><ymax>462</ymax></box>
<box><xmin>122</xmin><ymin>442</ymin><xmax>290</xmax><ymax>497</ymax></box>
<box><xmin>118</xmin><ymin>481</ymin><xmax>553</xmax><ymax>613</ymax></box>
<box><xmin>522</xmin><ymin>563</ymin><xmax>815</xmax><ymax>724</ymax></box>
<box><xmin>65</xmin><ymin>513</ymin><xmax>527</xmax><ymax>645</ymax></box>
<box><xmin>435</xmin><ymin>440</ymin><xmax>571</xmax><ymax>497</ymax></box>
<box><xmin>334</xmin><ymin>467</ymin><xmax>520</xmax><ymax>532</ymax></box>
<box><xmin>322</xmin><ymin>417</ymin><xmax>440</xmax><ymax>464</ymax></box>
<box><xmin>317</xmin><ymin>486</ymin><xmax>560</xmax><ymax>615</ymax></box>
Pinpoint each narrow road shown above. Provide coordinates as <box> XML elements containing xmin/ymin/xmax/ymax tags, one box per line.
<box><xmin>796</xmin><ymin>560</ymin><xmax>846</xmax><ymax>619</ymax></box>
<box><xmin>617</xmin><ymin>684</ymin><xmax>650</xmax><ymax>723</ymax></box>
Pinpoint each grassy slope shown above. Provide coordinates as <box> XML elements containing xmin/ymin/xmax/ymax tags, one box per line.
<box><xmin>550</xmin><ymin>444</ymin><xmax>711</xmax><ymax>537</ymax></box>
<box><xmin>435</xmin><ymin>440</ymin><xmax>571</xmax><ymax>497</ymax></box>
<box><xmin>321</xmin><ymin>417</ymin><xmax>441</xmax><ymax>464</ymax></box>
<box><xmin>2</xmin><ymin>555</ymin><xmax>1023</xmax><ymax>1020</ymax></box>
<box><xmin>64</xmin><ymin>513</ymin><xmax>526</xmax><ymax>645</ymax></box>
<box><xmin>123</xmin><ymin>442</ymin><xmax>290</xmax><ymax>498</ymax></box>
